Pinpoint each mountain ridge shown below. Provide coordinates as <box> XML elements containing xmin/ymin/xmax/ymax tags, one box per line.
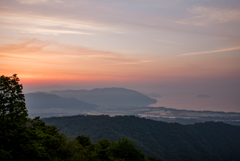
<box><xmin>49</xmin><ymin>87</ymin><xmax>157</xmax><ymax>107</ymax></box>
<box><xmin>25</xmin><ymin>92</ymin><xmax>98</xmax><ymax>117</ymax></box>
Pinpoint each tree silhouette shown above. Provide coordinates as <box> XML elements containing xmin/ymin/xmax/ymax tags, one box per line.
<box><xmin>0</xmin><ymin>74</ymin><xmax>28</xmax><ymax>123</ymax></box>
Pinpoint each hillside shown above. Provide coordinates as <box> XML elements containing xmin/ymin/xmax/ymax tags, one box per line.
<box><xmin>43</xmin><ymin>115</ymin><xmax>240</xmax><ymax>161</ymax></box>
<box><xmin>25</xmin><ymin>93</ymin><xmax>98</xmax><ymax>117</ymax></box>
<box><xmin>49</xmin><ymin>87</ymin><xmax>157</xmax><ymax>107</ymax></box>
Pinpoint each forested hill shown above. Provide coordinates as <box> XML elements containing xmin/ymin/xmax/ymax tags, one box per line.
<box><xmin>43</xmin><ymin>115</ymin><xmax>240</xmax><ymax>161</ymax></box>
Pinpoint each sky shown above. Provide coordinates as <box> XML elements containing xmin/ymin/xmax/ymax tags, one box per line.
<box><xmin>1</xmin><ymin>0</ymin><xmax>240</xmax><ymax>112</ymax></box>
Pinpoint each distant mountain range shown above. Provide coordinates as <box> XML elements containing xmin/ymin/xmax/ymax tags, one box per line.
<box><xmin>49</xmin><ymin>87</ymin><xmax>157</xmax><ymax>107</ymax></box>
<box><xmin>145</xmin><ymin>93</ymin><xmax>162</xmax><ymax>98</ymax></box>
<box><xmin>25</xmin><ymin>88</ymin><xmax>240</xmax><ymax>125</ymax></box>
<box><xmin>43</xmin><ymin>115</ymin><xmax>240</xmax><ymax>161</ymax></box>
<box><xmin>25</xmin><ymin>88</ymin><xmax>157</xmax><ymax>118</ymax></box>
<box><xmin>25</xmin><ymin>92</ymin><xmax>98</xmax><ymax>117</ymax></box>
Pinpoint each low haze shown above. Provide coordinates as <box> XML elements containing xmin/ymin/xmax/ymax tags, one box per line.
<box><xmin>1</xmin><ymin>0</ymin><xmax>240</xmax><ymax>112</ymax></box>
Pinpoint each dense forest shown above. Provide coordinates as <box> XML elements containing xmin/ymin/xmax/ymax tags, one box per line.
<box><xmin>0</xmin><ymin>74</ymin><xmax>153</xmax><ymax>161</ymax></box>
<box><xmin>43</xmin><ymin>115</ymin><xmax>240</xmax><ymax>161</ymax></box>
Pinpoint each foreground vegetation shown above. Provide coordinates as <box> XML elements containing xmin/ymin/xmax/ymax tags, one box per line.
<box><xmin>43</xmin><ymin>115</ymin><xmax>240</xmax><ymax>161</ymax></box>
<box><xmin>0</xmin><ymin>74</ymin><xmax>153</xmax><ymax>161</ymax></box>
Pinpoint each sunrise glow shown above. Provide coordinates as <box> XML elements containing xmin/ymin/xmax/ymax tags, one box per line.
<box><xmin>1</xmin><ymin>0</ymin><xmax>240</xmax><ymax>111</ymax></box>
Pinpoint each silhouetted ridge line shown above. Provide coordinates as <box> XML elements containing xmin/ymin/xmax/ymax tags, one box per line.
<box><xmin>49</xmin><ymin>87</ymin><xmax>157</xmax><ymax>107</ymax></box>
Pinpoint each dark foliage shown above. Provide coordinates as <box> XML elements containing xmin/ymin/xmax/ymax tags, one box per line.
<box><xmin>43</xmin><ymin>115</ymin><xmax>240</xmax><ymax>161</ymax></box>
<box><xmin>0</xmin><ymin>74</ymin><xmax>28</xmax><ymax>123</ymax></box>
<box><xmin>0</xmin><ymin>75</ymin><xmax>71</xmax><ymax>161</ymax></box>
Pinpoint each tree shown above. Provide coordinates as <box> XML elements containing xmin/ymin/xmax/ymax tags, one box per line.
<box><xmin>0</xmin><ymin>74</ymin><xmax>28</xmax><ymax>123</ymax></box>
<box><xmin>96</xmin><ymin>138</ymin><xmax>112</xmax><ymax>161</ymax></box>
<box><xmin>75</xmin><ymin>135</ymin><xmax>91</xmax><ymax>147</ymax></box>
<box><xmin>0</xmin><ymin>74</ymin><xmax>71</xmax><ymax>161</ymax></box>
<box><xmin>109</xmin><ymin>138</ymin><xmax>145</xmax><ymax>161</ymax></box>
<box><xmin>0</xmin><ymin>74</ymin><xmax>29</xmax><ymax>160</ymax></box>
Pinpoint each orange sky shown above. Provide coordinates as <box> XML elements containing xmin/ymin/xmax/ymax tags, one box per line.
<box><xmin>2</xmin><ymin>38</ymin><xmax>239</xmax><ymax>85</ymax></box>
<box><xmin>1</xmin><ymin>0</ymin><xmax>240</xmax><ymax>111</ymax></box>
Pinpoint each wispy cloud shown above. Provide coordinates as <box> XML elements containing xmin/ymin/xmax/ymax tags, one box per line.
<box><xmin>0</xmin><ymin>39</ymin><xmax>48</xmax><ymax>54</ymax></box>
<box><xmin>0</xmin><ymin>38</ymin><xmax>155</xmax><ymax>81</ymax></box>
<box><xmin>176</xmin><ymin>7</ymin><xmax>240</xmax><ymax>26</ymax></box>
<box><xmin>0</xmin><ymin>7</ymin><xmax>118</xmax><ymax>35</ymax></box>
<box><xmin>106</xmin><ymin>60</ymin><xmax>154</xmax><ymax>66</ymax></box>
<box><xmin>16</xmin><ymin>0</ymin><xmax>63</xmax><ymax>5</ymax></box>
<box><xmin>9</xmin><ymin>25</ymin><xmax>94</xmax><ymax>35</ymax></box>
<box><xmin>0</xmin><ymin>39</ymin><xmax>149</xmax><ymax>65</ymax></box>
<box><xmin>190</xmin><ymin>7</ymin><xmax>240</xmax><ymax>23</ymax></box>
<box><xmin>153</xmin><ymin>38</ymin><xmax>189</xmax><ymax>46</ymax></box>
<box><xmin>182</xmin><ymin>46</ymin><xmax>240</xmax><ymax>56</ymax></box>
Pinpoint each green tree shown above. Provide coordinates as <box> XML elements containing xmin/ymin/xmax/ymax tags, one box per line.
<box><xmin>96</xmin><ymin>138</ymin><xmax>112</xmax><ymax>161</ymax></box>
<box><xmin>109</xmin><ymin>138</ymin><xmax>145</xmax><ymax>161</ymax></box>
<box><xmin>0</xmin><ymin>74</ymin><xmax>29</xmax><ymax>160</ymax></box>
<box><xmin>76</xmin><ymin>135</ymin><xmax>91</xmax><ymax>147</ymax></box>
<box><xmin>0</xmin><ymin>74</ymin><xmax>28</xmax><ymax>123</ymax></box>
<box><xmin>0</xmin><ymin>74</ymin><xmax>72</xmax><ymax>161</ymax></box>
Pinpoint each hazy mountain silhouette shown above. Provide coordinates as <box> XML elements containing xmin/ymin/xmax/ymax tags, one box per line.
<box><xmin>49</xmin><ymin>87</ymin><xmax>157</xmax><ymax>107</ymax></box>
<box><xmin>145</xmin><ymin>93</ymin><xmax>162</xmax><ymax>98</ymax></box>
<box><xmin>25</xmin><ymin>92</ymin><xmax>98</xmax><ymax>111</ymax></box>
